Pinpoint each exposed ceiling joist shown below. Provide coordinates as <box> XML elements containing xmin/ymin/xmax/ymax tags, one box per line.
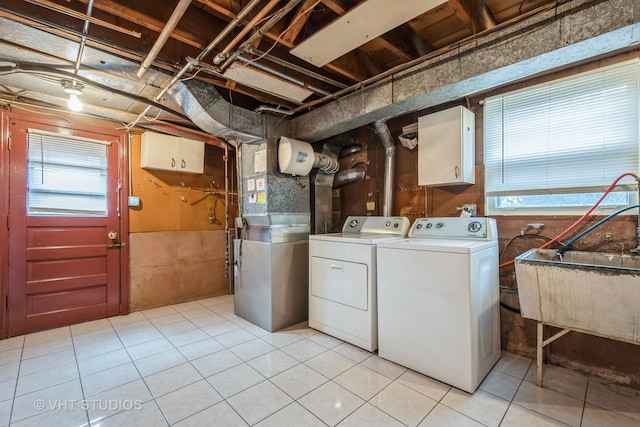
<box><xmin>448</xmin><ymin>0</ymin><xmax>497</xmax><ymax>33</ymax></box>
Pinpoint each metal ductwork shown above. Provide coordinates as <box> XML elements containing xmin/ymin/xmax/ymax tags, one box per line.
<box><xmin>333</xmin><ymin>166</ymin><xmax>366</xmax><ymax>188</ymax></box>
<box><xmin>168</xmin><ymin>79</ymin><xmax>264</xmax><ymax>144</ymax></box>
<box><xmin>374</xmin><ymin>119</ymin><xmax>395</xmax><ymax>216</ymax></box>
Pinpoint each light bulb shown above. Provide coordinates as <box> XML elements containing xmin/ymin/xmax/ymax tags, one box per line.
<box><xmin>67</xmin><ymin>93</ymin><xmax>83</xmax><ymax>112</ymax></box>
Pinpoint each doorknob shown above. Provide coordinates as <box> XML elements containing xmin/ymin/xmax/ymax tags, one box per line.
<box><xmin>108</xmin><ymin>231</ymin><xmax>118</xmax><ymax>240</ymax></box>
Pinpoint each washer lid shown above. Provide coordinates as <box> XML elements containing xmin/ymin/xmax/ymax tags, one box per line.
<box><xmin>309</xmin><ymin>232</ymin><xmax>407</xmax><ymax>245</ymax></box>
<box><xmin>377</xmin><ymin>238</ymin><xmax>497</xmax><ymax>253</ymax></box>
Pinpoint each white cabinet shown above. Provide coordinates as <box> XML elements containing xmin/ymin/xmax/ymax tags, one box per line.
<box><xmin>418</xmin><ymin>106</ymin><xmax>475</xmax><ymax>186</ymax></box>
<box><xmin>140</xmin><ymin>132</ymin><xmax>204</xmax><ymax>174</ymax></box>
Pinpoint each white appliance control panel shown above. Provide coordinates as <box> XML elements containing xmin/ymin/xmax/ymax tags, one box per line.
<box><xmin>409</xmin><ymin>217</ymin><xmax>497</xmax><ymax>240</ymax></box>
<box><xmin>342</xmin><ymin>216</ymin><xmax>410</xmax><ymax>236</ymax></box>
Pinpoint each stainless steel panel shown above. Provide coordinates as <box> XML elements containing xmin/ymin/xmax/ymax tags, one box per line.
<box><xmin>235</xmin><ymin>239</ymin><xmax>309</xmax><ymax>332</ymax></box>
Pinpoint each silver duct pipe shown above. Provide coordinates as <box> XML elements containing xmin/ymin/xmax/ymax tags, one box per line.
<box><xmin>313</xmin><ymin>153</ymin><xmax>340</xmax><ymax>174</ymax></box>
<box><xmin>137</xmin><ymin>0</ymin><xmax>192</xmax><ymax>78</ymax></box>
<box><xmin>129</xmin><ymin>0</ymin><xmax>264</xmax><ymax>128</ymax></box>
<box><xmin>374</xmin><ymin>119</ymin><xmax>395</xmax><ymax>216</ymax></box>
<box><xmin>333</xmin><ymin>166</ymin><xmax>366</xmax><ymax>188</ymax></box>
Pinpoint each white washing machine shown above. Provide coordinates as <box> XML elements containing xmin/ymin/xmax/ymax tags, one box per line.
<box><xmin>377</xmin><ymin>217</ymin><xmax>500</xmax><ymax>393</ymax></box>
<box><xmin>308</xmin><ymin>216</ymin><xmax>410</xmax><ymax>351</ymax></box>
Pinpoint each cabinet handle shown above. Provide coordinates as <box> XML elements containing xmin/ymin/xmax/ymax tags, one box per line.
<box><xmin>455</xmin><ymin>165</ymin><xmax>459</xmax><ymax>178</ymax></box>
<box><xmin>181</xmin><ymin>159</ymin><xmax>186</xmax><ymax>169</ymax></box>
<box><xmin>171</xmin><ymin>157</ymin><xmax>176</xmax><ymax>168</ymax></box>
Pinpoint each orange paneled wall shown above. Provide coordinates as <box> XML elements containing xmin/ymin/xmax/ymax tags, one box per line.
<box><xmin>128</xmin><ymin>134</ymin><xmax>236</xmax><ymax>232</ymax></box>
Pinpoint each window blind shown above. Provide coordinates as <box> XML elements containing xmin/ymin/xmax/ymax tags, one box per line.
<box><xmin>27</xmin><ymin>130</ymin><xmax>108</xmax><ymax>215</ymax></box>
<box><xmin>484</xmin><ymin>61</ymin><xmax>640</xmax><ymax>197</ymax></box>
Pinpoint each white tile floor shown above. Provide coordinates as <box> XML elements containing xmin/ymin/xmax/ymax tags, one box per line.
<box><xmin>1</xmin><ymin>295</ymin><xmax>640</xmax><ymax>426</ymax></box>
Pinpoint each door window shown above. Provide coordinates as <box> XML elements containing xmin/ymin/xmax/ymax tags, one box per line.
<box><xmin>27</xmin><ymin>129</ymin><xmax>109</xmax><ymax>216</ymax></box>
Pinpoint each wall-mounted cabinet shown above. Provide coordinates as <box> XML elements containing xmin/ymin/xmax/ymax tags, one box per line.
<box><xmin>141</xmin><ymin>132</ymin><xmax>204</xmax><ymax>174</ymax></box>
<box><xmin>418</xmin><ymin>106</ymin><xmax>475</xmax><ymax>186</ymax></box>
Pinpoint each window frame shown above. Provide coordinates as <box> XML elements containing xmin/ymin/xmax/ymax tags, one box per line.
<box><xmin>483</xmin><ymin>60</ymin><xmax>640</xmax><ymax>216</ymax></box>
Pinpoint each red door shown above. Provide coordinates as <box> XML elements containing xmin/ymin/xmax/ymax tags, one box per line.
<box><xmin>6</xmin><ymin>114</ymin><xmax>127</xmax><ymax>336</ymax></box>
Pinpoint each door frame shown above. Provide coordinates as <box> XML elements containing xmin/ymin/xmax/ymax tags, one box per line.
<box><xmin>0</xmin><ymin>110</ymin><xmax>130</xmax><ymax>338</ymax></box>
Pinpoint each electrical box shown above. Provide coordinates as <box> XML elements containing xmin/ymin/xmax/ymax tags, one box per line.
<box><xmin>140</xmin><ymin>132</ymin><xmax>204</xmax><ymax>174</ymax></box>
<box><xmin>418</xmin><ymin>106</ymin><xmax>475</xmax><ymax>186</ymax></box>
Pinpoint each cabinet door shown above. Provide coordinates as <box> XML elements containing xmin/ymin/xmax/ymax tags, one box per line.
<box><xmin>141</xmin><ymin>132</ymin><xmax>178</xmax><ymax>171</ymax></box>
<box><xmin>176</xmin><ymin>137</ymin><xmax>204</xmax><ymax>174</ymax></box>
<box><xmin>418</xmin><ymin>106</ymin><xmax>474</xmax><ymax>186</ymax></box>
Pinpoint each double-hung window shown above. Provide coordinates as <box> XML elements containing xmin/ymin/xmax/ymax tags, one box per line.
<box><xmin>484</xmin><ymin>60</ymin><xmax>639</xmax><ymax>215</ymax></box>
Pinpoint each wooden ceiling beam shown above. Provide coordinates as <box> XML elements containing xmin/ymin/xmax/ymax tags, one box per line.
<box><xmin>281</xmin><ymin>0</ymin><xmax>317</xmax><ymax>45</ymax></box>
<box><xmin>318</xmin><ymin>0</ymin><xmax>348</xmax><ymax>15</ymax></box>
<box><xmin>85</xmin><ymin>0</ymin><xmax>368</xmax><ymax>83</ymax></box>
<box><xmin>77</xmin><ymin>0</ymin><xmax>208</xmax><ymax>49</ymax></box>
<box><xmin>448</xmin><ymin>0</ymin><xmax>497</xmax><ymax>34</ymax></box>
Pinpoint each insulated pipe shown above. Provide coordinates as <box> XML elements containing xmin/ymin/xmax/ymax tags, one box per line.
<box><xmin>374</xmin><ymin>120</ymin><xmax>396</xmax><ymax>216</ymax></box>
<box><xmin>333</xmin><ymin>166</ymin><xmax>366</xmax><ymax>188</ymax></box>
<box><xmin>137</xmin><ymin>0</ymin><xmax>193</xmax><ymax>78</ymax></box>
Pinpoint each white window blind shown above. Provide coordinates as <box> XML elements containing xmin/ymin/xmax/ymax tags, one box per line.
<box><xmin>484</xmin><ymin>61</ymin><xmax>640</xmax><ymax>198</ymax></box>
<box><xmin>27</xmin><ymin>130</ymin><xmax>108</xmax><ymax>216</ymax></box>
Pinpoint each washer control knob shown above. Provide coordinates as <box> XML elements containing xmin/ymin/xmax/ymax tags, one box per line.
<box><xmin>426</xmin><ymin>223</ymin><xmax>433</xmax><ymax>229</ymax></box>
<box><xmin>393</xmin><ymin>223</ymin><xmax>399</xmax><ymax>228</ymax></box>
<box><xmin>468</xmin><ymin>221</ymin><xmax>483</xmax><ymax>233</ymax></box>
<box><xmin>349</xmin><ymin>219</ymin><xmax>359</xmax><ymax>228</ymax></box>
<box><xmin>416</xmin><ymin>223</ymin><xmax>423</xmax><ymax>230</ymax></box>
<box><xmin>385</xmin><ymin>221</ymin><xmax>391</xmax><ymax>228</ymax></box>
<box><xmin>436</xmin><ymin>222</ymin><xmax>444</xmax><ymax>228</ymax></box>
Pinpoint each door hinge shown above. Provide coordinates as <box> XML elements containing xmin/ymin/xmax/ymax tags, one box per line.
<box><xmin>7</xmin><ymin>135</ymin><xmax>10</xmax><ymax>151</ymax></box>
<box><xmin>5</xmin><ymin>215</ymin><xmax>9</xmax><ymax>230</ymax></box>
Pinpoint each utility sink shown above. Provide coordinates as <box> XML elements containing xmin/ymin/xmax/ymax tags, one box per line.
<box><xmin>515</xmin><ymin>248</ymin><xmax>640</xmax><ymax>343</ymax></box>
<box><xmin>515</xmin><ymin>248</ymin><xmax>640</xmax><ymax>386</ymax></box>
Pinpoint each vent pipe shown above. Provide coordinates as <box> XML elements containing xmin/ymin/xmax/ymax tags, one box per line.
<box><xmin>374</xmin><ymin>120</ymin><xmax>396</xmax><ymax>216</ymax></box>
<box><xmin>333</xmin><ymin>166</ymin><xmax>366</xmax><ymax>188</ymax></box>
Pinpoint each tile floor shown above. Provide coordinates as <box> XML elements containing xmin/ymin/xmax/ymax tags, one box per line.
<box><xmin>1</xmin><ymin>295</ymin><xmax>640</xmax><ymax>426</ymax></box>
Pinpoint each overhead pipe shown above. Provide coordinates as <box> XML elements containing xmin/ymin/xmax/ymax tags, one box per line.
<box><xmin>236</xmin><ymin>55</ymin><xmax>332</xmax><ymax>96</ymax></box>
<box><xmin>374</xmin><ymin>119</ymin><xmax>395</xmax><ymax>216</ymax></box>
<box><xmin>24</xmin><ymin>0</ymin><xmax>141</xmax><ymax>38</ymax></box>
<box><xmin>213</xmin><ymin>0</ymin><xmax>281</xmax><ymax>66</ymax></box>
<box><xmin>188</xmin><ymin>56</ymin><xmax>329</xmax><ymax>101</ymax></box>
<box><xmin>247</xmin><ymin>48</ymin><xmax>348</xmax><ymax>89</ymax></box>
<box><xmin>219</xmin><ymin>0</ymin><xmax>304</xmax><ymax>73</ymax></box>
<box><xmin>72</xmin><ymin>0</ymin><xmax>94</xmax><ymax>76</ymax></box>
<box><xmin>127</xmin><ymin>0</ymin><xmax>264</xmax><ymax>128</ymax></box>
<box><xmin>137</xmin><ymin>0</ymin><xmax>193</xmax><ymax>78</ymax></box>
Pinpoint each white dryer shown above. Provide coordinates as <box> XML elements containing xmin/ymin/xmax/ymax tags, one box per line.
<box><xmin>308</xmin><ymin>216</ymin><xmax>410</xmax><ymax>351</ymax></box>
<box><xmin>377</xmin><ymin>217</ymin><xmax>500</xmax><ymax>393</ymax></box>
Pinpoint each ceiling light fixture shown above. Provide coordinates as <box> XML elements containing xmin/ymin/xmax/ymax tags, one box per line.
<box><xmin>62</xmin><ymin>80</ymin><xmax>84</xmax><ymax>111</ymax></box>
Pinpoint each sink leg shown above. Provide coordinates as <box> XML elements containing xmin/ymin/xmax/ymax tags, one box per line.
<box><xmin>537</xmin><ymin>322</ymin><xmax>544</xmax><ymax>386</ymax></box>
